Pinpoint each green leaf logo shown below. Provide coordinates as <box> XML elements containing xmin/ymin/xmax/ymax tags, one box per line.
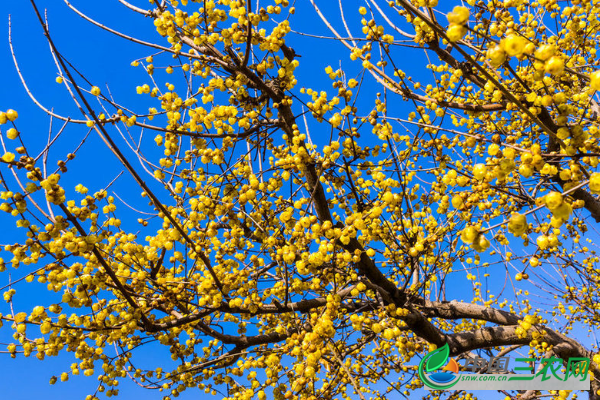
<box><xmin>419</xmin><ymin>343</ymin><xmax>458</xmax><ymax>390</ymax></box>
<box><xmin>425</xmin><ymin>343</ymin><xmax>450</xmax><ymax>372</ymax></box>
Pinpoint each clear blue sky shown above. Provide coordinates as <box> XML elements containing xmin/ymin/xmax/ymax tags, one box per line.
<box><xmin>0</xmin><ymin>1</ymin><xmax>370</xmax><ymax>399</ymax></box>
<box><xmin>0</xmin><ymin>1</ymin><xmax>596</xmax><ymax>400</ymax></box>
<box><xmin>0</xmin><ymin>2</ymin><xmax>176</xmax><ymax>398</ymax></box>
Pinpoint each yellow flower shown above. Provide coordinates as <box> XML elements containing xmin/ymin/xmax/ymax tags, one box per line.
<box><xmin>544</xmin><ymin>191</ymin><xmax>563</xmax><ymax>210</ymax></box>
<box><xmin>6</xmin><ymin>128</ymin><xmax>18</xmax><ymax>140</ymax></box>
<box><xmin>544</xmin><ymin>56</ymin><xmax>564</xmax><ymax>75</ymax></box>
<box><xmin>552</xmin><ymin>202</ymin><xmax>572</xmax><ymax>220</ymax></box>
<box><xmin>447</xmin><ymin>24</ymin><xmax>467</xmax><ymax>42</ymax></box>
<box><xmin>590</xmin><ymin>71</ymin><xmax>600</xmax><ymax>91</ymax></box>
<box><xmin>534</xmin><ymin>44</ymin><xmax>556</xmax><ymax>61</ymax></box>
<box><xmin>1</xmin><ymin>152</ymin><xmax>15</xmax><ymax>163</ymax></box>
<box><xmin>451</xmin><ymin>195</ymin><xmax>464</xmax><ymax>209</ymax></box>
<box><xmin>6</xmin><ymin>109</ymin><xmax>18</xmax><ymax>121</ymax></box>
<box><xmin>14</xmin><ymin>312</ymin><xmax>27</xmax><ymax>323</ymax></box>
<box><xmin>487</xmin><ymin>46</ymin><xmax>506</xmax><ymax>67</ymax></box>
<box><xmin>530</xmin><ymin>257</ymin><xmax>539</xmax><ymax>267</ymax></box>
<box><xmin>508</xmin><ymin>213</ymin><xmax>527</xmax><ymax>236</ymax></box>
<box><xmin>472</xmin><ymin>234</ymin><xmax>490</xmax><ymax>252</ymax></box>
<box><xmin>502</xmin><ymin>34</ymin><xmax>527</xmax><ymax>56</ymax></box>
<box><xmin>461</xmin><ymin>226</ymin><xmax>479</xmax><ymax>243</ymax></box>
<box><xmin>536</xmin><ymin>235</ymin><xmax>549</xmax><ymax>250</ymax></box>
<box><xmin>472</xmin><ymin>164</ymin><xmax>488</xmax><ymax>180</ymax></box>
<box><xmin>589</xmin><ymin>173</ymin><xmax>600</xmax><ymax>193</ymax></box>
<box><xmin>447</xmin><ymin>6</ymin><xmax>469</xmax><ymax>25</ymax></box>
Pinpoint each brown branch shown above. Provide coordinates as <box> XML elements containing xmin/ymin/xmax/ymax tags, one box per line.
<box><xmin>569</xmin><ymin>187</ymin><xmax>600</xmax><ymax>223</ymax></box>
<box><xmin>63</xmin><ymin>0</ymin><xmax>224</xmax><ymax>67</ymax></box>
<box><xmin>242</xmin><ymin>0</ymin><xmax>252</xmax><ymax>67</ymax></box>
<box><xmin>418</xmin><ymin>299</ymin><xmax>521</xmax><ymax>325</ymax></box>
<box><xmin>426</xmin><ymin>40</ymin><xmax>487</xmax><ymax>88</ymax></box>
<box><xmin>397</xmin><ymin>0</ymin><xmax>558</xmax><ymax>139</ymax></box>
<box><xmin>445</xmin><ymin>325</ymin><xmax>532</xmax><ymax>355</ymax></box>
<box><xmin>405</xmin><ymin>90</ymin><xmax>505</xmax><ymax>112</ymax></box>
<box><xmin>188</xmin><ymin>318</ymin><xmax>303</xmax><ymax>347</ymax></box>
<box><xmin>182</xmin><ymin>345</ymin><xmax>244</xmax><ymax>374</ymax></box>
<box><xmin>31</xmin><ymin>0</ymin><xmax>228</xmax><ymax>299</ymax></box>
<box><xmin>130</xmin><ymin>118</ymin><xmax>279</xmax><ymax>139</ymax></box>
<box><xmin>55</xmin><ymin>201</ymin><xmax>152</xmax><ymax>329</ymax></box>
<box><xmin>147</xmin><ymin>286</ymin><xmax>365</xmax><ymax>332</ymax></box>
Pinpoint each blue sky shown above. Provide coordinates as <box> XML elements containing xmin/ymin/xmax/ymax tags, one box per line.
<box><xmin>0</xmin><ymin>1</ymin><xmax>598</xmax><ymax>400</ymax></box>
<box><xmin>0</xmin><ymin>3</ymin><xmax>161</xmax><ymax>398</ymax></box>
<box><xmin>0</xmin><ymin>1</ymin><xmax>369</xmax><ymax>399</ymax></box>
